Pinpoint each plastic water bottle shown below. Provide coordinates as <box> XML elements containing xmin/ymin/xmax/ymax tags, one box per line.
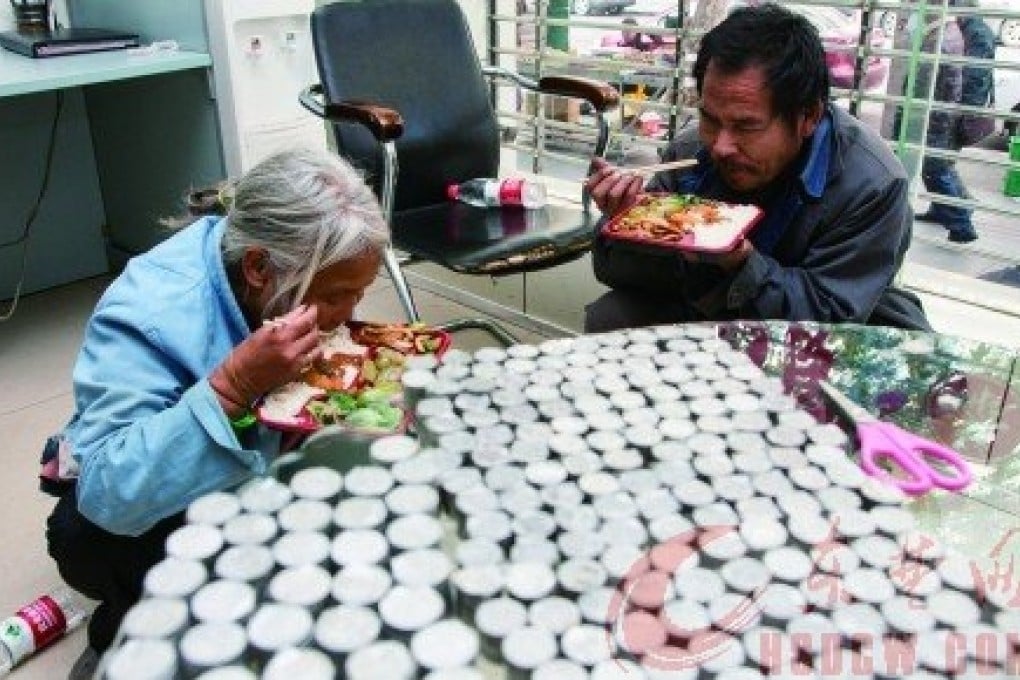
<box><xmin>446</xmin><ymin>178</ymin><xmax>547</xmax><ymax>209</ymax></box>
<box><xmin>0</xmin><ymin>586</ymin><xmax>88</xmax><ymax>676</ymax></box>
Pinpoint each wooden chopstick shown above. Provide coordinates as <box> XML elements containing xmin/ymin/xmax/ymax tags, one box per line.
<box><xmin>627</xmin><ymin>158</ymin><xmax>699</xmax><ymax>176</ymax></box>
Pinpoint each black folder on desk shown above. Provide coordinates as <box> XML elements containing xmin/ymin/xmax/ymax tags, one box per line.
<box><xmin>0</xmin><ymin>28</ymin><xmax>139</xmax><ymax>58</ymax></box>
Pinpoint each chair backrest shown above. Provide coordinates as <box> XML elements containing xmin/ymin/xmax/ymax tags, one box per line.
<box><xmin>311</xmin><ymin>0</ymin><xmax>500</xmax><ymax>212</ymax></box>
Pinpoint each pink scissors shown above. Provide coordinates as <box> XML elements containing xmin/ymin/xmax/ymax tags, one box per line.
<box><xmin>819</xmin><ymin>381</ymin><xmax>972</xmax><ymax>496</ymax></box>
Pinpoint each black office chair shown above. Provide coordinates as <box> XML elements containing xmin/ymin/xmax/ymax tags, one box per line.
<box><xmin>299</xmin><ymin>0</ymin><xmax>619</xmax><ymax>346</ymax></box>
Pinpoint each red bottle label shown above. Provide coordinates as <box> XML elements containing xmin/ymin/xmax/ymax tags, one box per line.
<box><xmin>17</xmin><ymin>596</ymin><xmax>68</xmax><ymax>650</ymax></box>
<box><xmin>498</xmin><ymin>178</ymin><xmax>524</xmax><ymax>206</ymax></box>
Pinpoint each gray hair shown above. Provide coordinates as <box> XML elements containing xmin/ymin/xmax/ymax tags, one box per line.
<box><xmin>220</xmin><ymin>147</ymin><xmax>389</xmax><ymax>317</ymax></box>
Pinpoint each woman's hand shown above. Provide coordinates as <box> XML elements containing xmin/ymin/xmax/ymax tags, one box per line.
<box><xmin>585</xmin><ymin>157</ymin><xmax>645</xmax><ymax>216</ymax></box>
<box><xmin>210</xmin><ymin>305</ymin><xmax>322</xmax><ymax>415</ymax></box>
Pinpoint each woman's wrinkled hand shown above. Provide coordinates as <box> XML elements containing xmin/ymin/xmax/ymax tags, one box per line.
<box><xmin>210</xmin><ymin>304</ymin><xmax>322</xmax><ymax>413</ymax></box>
<box><xmin>584</xmin><ymin>157</ymin><xmax>645</xmax><ymax>217</ymax></box>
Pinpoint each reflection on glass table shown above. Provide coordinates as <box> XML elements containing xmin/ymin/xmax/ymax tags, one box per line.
<box><xmin>716</xmin><ymin>320</ymin><xmax>1020</xmax><ymax>574</ymax></box>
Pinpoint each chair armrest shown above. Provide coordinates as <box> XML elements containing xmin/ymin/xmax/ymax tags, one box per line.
<box><xmin>536</xmin><ymin>76</ymin><xmax>619</xmax><ymax>114</ymax></box>
<box><xmin>481</xmin><ymin>66</ymin><xmax>618</xmax><ymax>169</ymax></box>
<box><xmin>299</xmin><ymin>84</ymin><xmax>405</xmax><ymax>141</ymax></box>
<box><xmin>482</xmin><ymin>66</ymin><xmax>619</xmax><ymax>113</ymax></box>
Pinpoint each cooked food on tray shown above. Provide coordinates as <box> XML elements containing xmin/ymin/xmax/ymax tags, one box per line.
<box><xmin>303</xmin><ymin>352</ymin><xmax>364</xmax><ymax>392</ymax></box>
<box><xmin>256</xmin><ymin>322</ymin><xmax>448</xmax><ymax>433</ymax></box>
<box><xmin>320</xmin><ymin>323</ymin><xmax>370</xmax><ymax>358</ymax></box>
<box><xmin>351</xmin><ymin>323</ymin><xmax>445</xmax><ymax>354</ymax></box>
<box><xmin>259</xmin><ymin>382</ymin><xmax>327</xmax><ymax>429</ymax></box>
<box><xmin>603</xmin><ymin>194</ymin><xmax>762</xmax><ymax>252</ymax></box>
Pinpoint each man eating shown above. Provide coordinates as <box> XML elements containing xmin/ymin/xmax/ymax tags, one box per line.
<box><xmin>585</xmin><ymin>3</ymin><xmax>930</xmax><ymax>333</ymax></box>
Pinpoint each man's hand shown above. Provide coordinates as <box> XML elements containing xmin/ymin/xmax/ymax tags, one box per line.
<box><xmin>682</xmin><ymin>239</ymin><xmax>753</xmax><ymax>272</ymax></box>
<box><xmin>210</xmin><ymin>304</ymin><xmax>322</xmax><ymax>414</ymax></box>
<box><xmin>585</xmin><ymin>157</ymin><xmax>645</xmax><ymax>216</ymax></box>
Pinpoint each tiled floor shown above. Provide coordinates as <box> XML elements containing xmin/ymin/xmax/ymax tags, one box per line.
<box><xmin>0</xmin><ymin>277</ymin><xmax>112</xmax><ymax>680</ymax></box>
<box><xmin>0</xmin><ymin>273</ymin><xmax>540</xmax><ymax>679</ymax></box>
<box><xmin>2</xmin><ymin>266</ymin><xmax>1020</xmax><ymax>678</ymax></box>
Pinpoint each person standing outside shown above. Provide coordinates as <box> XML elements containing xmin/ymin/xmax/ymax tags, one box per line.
<box><xmin>955</xmin><ymin>1</ymin><xmax>997</xmax><ymax>145</ymax></box>
<box><xmin>909</xmin><ymin>1</ymin><xmax>981</xmax><ymax>243</ymax></box>
<box><xmin>584</xmin><ymin>3</ymin><xmax>929</xmax><ymax>332</ymax></box>
<box><xmin>617</xmin><ymin>17</ymin><xmax>665</xmax><ymax>53</ymax></box>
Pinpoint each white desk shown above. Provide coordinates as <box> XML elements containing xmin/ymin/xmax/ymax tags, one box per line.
<box><xmin>0</xmin><ymin>45</ymin><xmax>219</xmax><ymax>298</ymax></box>
<box><xmin>0</xmin><ymin>46</ymin><xmax>211</xmax><ymax>97</ymax></box>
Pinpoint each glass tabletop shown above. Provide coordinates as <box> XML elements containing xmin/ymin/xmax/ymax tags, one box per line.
<box><xmin>716</xmin><ymin>320</ymin><xmax>1020</xmax><ymax>580</ymax></box>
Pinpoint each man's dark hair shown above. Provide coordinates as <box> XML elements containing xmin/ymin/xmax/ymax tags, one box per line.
<box><xmin>693</xmin><ymin>3</ymin><xmax>829</xmax><ymax>124</ymax></box>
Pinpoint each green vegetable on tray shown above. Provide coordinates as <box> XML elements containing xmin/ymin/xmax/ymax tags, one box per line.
<box><xmin>358</xmin><ymin>385</ymin><xmax>401</xmax><ymax>404</ymax></box>
<box><xmin>644</xmin><ymin>193</ymin><xmax>704</xmax><ymax>215</ymax></box>
<box><xmin>344</xmin><ymin>402</ymin><xmax>403</xmax><ymax>430</ymax></box>
<box><xmin>329</xmin><ymin>392</ymin><xmax>358</xmax><ymax>412</ymax></box>
<box><xmin>307</xmin><ymin>390</ymin><xmax>403</xmax><ymax>431</ymax></box>
<box><xmin>414</xmin><ymin>334</ymin><xmax>442</xmax><ymax>353</ymax></box>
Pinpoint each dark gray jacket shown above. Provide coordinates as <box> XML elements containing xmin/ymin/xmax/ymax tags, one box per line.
<box><xmin>592</xmin><ymin>106</ymin><xmax>930</xmax><ymax>330</ymax></box>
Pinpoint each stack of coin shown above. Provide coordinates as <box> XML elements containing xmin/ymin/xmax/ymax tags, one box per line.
<box><xmin>102</xmin><ymin>327</ymin><xmax>1014</xmax><ymax>680</ymax></box>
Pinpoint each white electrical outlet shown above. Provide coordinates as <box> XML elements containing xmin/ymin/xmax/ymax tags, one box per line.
<box><xmin>281</xmin><ymin>30</ymin><xmax>299</xmax><ymax>51</ymax></box>
<box><xmin>245</xmin><ymin>34</ymin><xmax>264</xmax><ymax>57</ymax></box>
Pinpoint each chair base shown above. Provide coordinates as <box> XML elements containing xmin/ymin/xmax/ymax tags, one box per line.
<box><xmin>437</xmin><ymin>317</ymin><xmax>519</xmax><ymax>347</ymax></box>
<box><xmin>384</xmin><ymin>246</ymin><xmax>521</xmax><ymax>347</ymax></box>
<box><xmin>386</xmin><ymin>258</ymin><xmax>521</xmax><ymax>347</ymax></box>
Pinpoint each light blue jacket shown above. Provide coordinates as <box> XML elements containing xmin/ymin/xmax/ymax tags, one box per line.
<box><xmin>64</xmin><ymin>217</ymin><xmax>280</xmax><ymax>536</ymax></box>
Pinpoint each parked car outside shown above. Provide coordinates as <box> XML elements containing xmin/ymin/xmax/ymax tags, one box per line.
<box><xmin>982</xmin><ymin>0</ymin><xmax>1020</xmax><ymax>46</ymax></box>
<box><xmin>878</xmin><ymin>0</ymin><xmax>1020</xmax><ymax>47</ymax></box>
<box><xmin>793</xmin><ymin>4</ymin><xmax>890</xmax><ymax>90</ymax></box>
<box><xmin>571</xmin><ymin>0</ymin><xmax>636</xmax><ymax>15</ymax></box>
<box><xmin>594</xmin><ymin>1</ymin><xmax>890</xmax><ymax>90</ymax></box>
<box><xmin>995</xmin><ymin>44</ymin><xmax>1020</xmax><ymax>136</ymax></box>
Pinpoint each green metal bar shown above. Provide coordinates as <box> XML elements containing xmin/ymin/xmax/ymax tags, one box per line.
<box><xmin>895</xmin><ymin>0</ymin><xmax>931</xmax><ymax>161</ymax></box>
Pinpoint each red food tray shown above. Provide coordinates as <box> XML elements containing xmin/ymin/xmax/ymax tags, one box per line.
<box><xmin>256</xmin><ymin>322</ymin><xmax>451</xmax><ymax>435</ymax></box>
<box><xmin>257</xmin><ymin>403</ymin><xmax>414</xmax><ymax>437</ymax></box>
<box><xmin>257</xmin><ymin>406</ymin><xmax>321</xmax><ymax>435</ymax></box>
<box><xmin>601</xmin><ymin>193</ymin><xmax>763</xmax><ymax>254</ymax></box>
<box><xmin>348</xmin><ymin>321</ymin><xmax>452</xmax><ymax>356</ymax></box>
